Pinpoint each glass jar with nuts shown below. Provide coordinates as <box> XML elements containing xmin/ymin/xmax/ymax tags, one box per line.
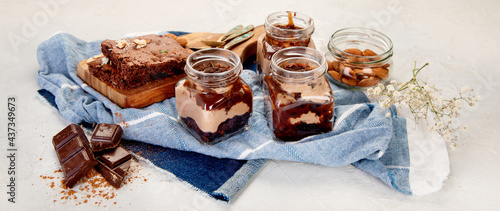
<box><xmin>325</xmin><ymin>27</ymin><xmax>393</xmax><ymax>89</ymax></box>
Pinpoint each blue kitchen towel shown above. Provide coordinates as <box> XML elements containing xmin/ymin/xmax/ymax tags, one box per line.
<box><xmin>36</xmin><ymin>32</ymin><xmax>412</xmax><ymax>196</ymax></box>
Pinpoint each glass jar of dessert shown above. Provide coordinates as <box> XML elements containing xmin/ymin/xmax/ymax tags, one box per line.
<box><xmin>325</xmin><ymin>27</ymin><xmax>393</xmax><ymax>89</ymax></box>
<box><xmin>256</xmin><ymin>11</ymin><xmax>315</xmax><ymax>81</ymax></box>
<box><xmin>175</xmin><ymin>49</ymin><xmax>253</xmax><ymax>144</ymax></box>
<box><xmin>263</xmin><ymin>47</ymin><xmax>334</xmax><ymax>142</ymax></box>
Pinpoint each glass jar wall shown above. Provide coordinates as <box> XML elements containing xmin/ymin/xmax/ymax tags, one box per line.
<box><xmin>175</xmin><ymin>49</ymin><xmax>253</xmax><ymax>144</ymax></box>
<box><xmin>325</xmin><ymin>27</ymin><xmax>393</xmax><ymax>89</ymax></box>
<box><xmin>263</xmin><ymin>47</ymin><xmax>334</xmax><ymax>142</ymax></box>
<box><xmin>256</xmin><ymin>11</ymin><xmax>315</xmax><ymax>82</ymax></box>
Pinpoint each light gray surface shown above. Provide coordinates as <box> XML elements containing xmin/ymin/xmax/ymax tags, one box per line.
<box><xmin>1</xmin><ymin>0</ymin><xmax>499</xmax><ymax>210</ymax></box>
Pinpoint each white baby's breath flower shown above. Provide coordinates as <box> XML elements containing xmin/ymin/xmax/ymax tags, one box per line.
<box><xmin>392</xmin><ymin>91</ymin><xmax>401</xmax><ymax>98</ymax></box>
<box><xmin>387</xmin><ymin>85</ymin><xmax>395</xmax><ymax>92</ymax></box>
<box><xmin>379</xmin><ymin>99</ymin><xmax>390</xmax><ymax>109</ymax></box>
<box><xmin>374</xmin><ymin>87</ymin><xmax>382</xmax><ymax>95</ymax></box>
<box><xmin>461</xmin><ymin>86</ymin><xmax>470</xmax><ymax>93</ymax></box>
<box><xmin>444</xmin><ymin>134</ymin><xmax>452</xmax><ymax>141</ymax></box>
<box><xmin>436</xmin><ymin>96</ymin><xmax>443</xmax><ymax>107</ymax></box>
<box><xmin>436</xmin><ymin>121</ymin><xmax>444</xmax><ymax>129</ymax></box>
<box><xmin>385</xmin><ymin>112</ymin><xmax>391</xmax><ymax>118</ymax></box>
<box><xmin>367</xmin><ymin>87</ymin><xmax>374</xmax><ymax>96</ymax></box>
<box><xmin>450</xmin><ymin>142</ymin><xmax>457</xmax><ymax>150</ymax></box>
<box><xmin>369</xmin><ymin>62</ymin><xmax>479</xmax><ymax>149</ymax></box>
<box><xmin>429</xmin><ymin>93</ymin><xmax>436</xmax><ymax>100</ymax></box>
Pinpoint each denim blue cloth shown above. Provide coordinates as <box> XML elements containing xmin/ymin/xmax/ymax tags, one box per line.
<box><xmin>36</xmin><ymin>32</ymin><xmax>413</xmax><ymax>197</ymax></box>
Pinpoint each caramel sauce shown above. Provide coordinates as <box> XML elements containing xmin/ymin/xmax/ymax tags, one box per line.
<box><xmin>276</xmin><ymin>11</ymin><xmax>303</xmax><ymax>30</ymax></box>
<box><xmin>262</xmin><ymin>11</ymin><xmax>310</xmax><ymax>60</ymax></box>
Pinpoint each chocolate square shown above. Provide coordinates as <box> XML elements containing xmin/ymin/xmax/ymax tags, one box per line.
<box><xmin>95</xmin><ymin>147</ymin><xmax>132</xmax><ymax>188</ymax></box>
<box><xmin>90</xmin><ymin>123</ymin><xmax>123</xmax><ymax>152</ymax></box>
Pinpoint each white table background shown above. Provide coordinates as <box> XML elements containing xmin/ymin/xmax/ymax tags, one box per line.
<box><xmin>1</xmin><ymin>0</ymin><xmax>499</xmax><ymax>210</ymax></box>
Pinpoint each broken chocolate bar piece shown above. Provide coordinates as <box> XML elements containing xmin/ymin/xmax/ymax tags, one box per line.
<box><xmin>90</xmin><ymin>123</ymin><xmax>123</xmax><ymax>152</ymax></box>
<box><xmin>95</xmin><ymin>146</ymin><xmax>132</xmax><ymax>188</ymax></box>
<box><xmin>52</xmin><ymin>124</ymin><xmax>97</xmax><ymax>188</ymax></box>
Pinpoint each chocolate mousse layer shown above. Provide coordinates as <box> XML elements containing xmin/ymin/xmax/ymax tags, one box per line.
<box><xmin>176</xmin><ymin>78</ymin><xmax>253</xmax><ymax>144</ymax></box>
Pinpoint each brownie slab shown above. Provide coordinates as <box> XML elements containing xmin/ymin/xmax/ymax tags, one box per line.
<box><xmin>86</xmin><ymin>34</ymin><xmax>190</xmax><ymax>90</ymax></box>
<box><xmin>100</xmin><ymin>34</ymin><xmax>190</xmax><ymax>74</ymax></box>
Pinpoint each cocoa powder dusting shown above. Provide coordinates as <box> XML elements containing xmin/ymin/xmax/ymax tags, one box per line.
<box><xmin>40</xmin><ymin>160</ymin><xmax>148</xmax><ymax>207</ymax></box>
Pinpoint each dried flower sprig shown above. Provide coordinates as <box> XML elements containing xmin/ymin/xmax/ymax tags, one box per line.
<box><xmin>367</xmin><ymin>62</ymin><xmax>481</xmax><ymax>148</ymax></box>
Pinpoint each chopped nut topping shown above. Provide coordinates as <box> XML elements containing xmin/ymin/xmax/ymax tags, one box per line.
<box><xmin>101</xmin><ymin>56</ymin><xmax>109</xmax><ymax>65</ymax></box>
<box><xmin>86</xmin><ymin>53</ymin><xmax>103</xmax><ymax>63</ymax></box>
<box><xmin>116</xmin><ymin>39</ymin><xmax>128</xmax><ymax>49</ymax></box>
<box><xmin>134</xmin><ymin>39</ymin><xmax>148</xmax><ymax>49</ymax></box>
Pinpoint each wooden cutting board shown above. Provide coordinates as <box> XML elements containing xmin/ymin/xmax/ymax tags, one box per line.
<box><xmin>77</xmin><ymin>25</ymin><xmax>265</xmax><ymax>108</ymax></box>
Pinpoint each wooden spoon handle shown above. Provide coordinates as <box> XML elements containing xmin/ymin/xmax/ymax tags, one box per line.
<box><xmin>219</xmin><ymin>25</ymin><xmax>243</xmax><ymax>41</ymax></box>
<box><xmin>224</xmin><ymin>31</ymin><xmax>254</xmax><ymax>49</ymax></box>
<box><xmin>222</xmin><ymin>25</ymin><xmax>254</xmax><ymax>42</ymax></box>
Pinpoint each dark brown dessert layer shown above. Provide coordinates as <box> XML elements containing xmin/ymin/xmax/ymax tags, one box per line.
<box><xmin>87</xmin><ymin>56</ymin><xmax>184</xmax><ymax>90</ymax></box>
<box><xmin>271</xmin><ymin>102</ymin><xmax>334</xmax><ymax>141</ymax></box>
<box><xmin>181</xmin><ymin>112</ymin><xmax>251</xmax><ymax>144</ymax></box>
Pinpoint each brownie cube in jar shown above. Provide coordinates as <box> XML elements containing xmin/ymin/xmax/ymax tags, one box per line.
<box><xmin>256</xmin><ymin>11</ymin><xmax>315</xmax><ymax>82</ymax></box>
<box><xmin>263</xmin><ymin>47</ymin><xmax>334</xmax><ymax>142</ymax></box>
<box><xmin>175</xmin><ymin>49</ymin><xmax>253</xmax><ymax>144</ymax></box>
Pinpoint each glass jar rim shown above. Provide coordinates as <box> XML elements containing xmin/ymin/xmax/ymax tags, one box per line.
<box><xmin>184</xmin><ymin>48</ymin><xmax>242</xmax><ymax>87</ymax></box>
<box><xmin>327</xmin><ymin>27</ymin><xmax>393</xmax><ymax>62</ymax></box>
<box><xmin>264</xmin><ymin>11</ymin><xmax>315</xmax><ymax>35</ymax></box>
<box><xmin>185</xmin><ymin>48</ymin><xmax>242</xmax><ymax>76</ymax></box>
<box><xmin>270</xmin><ymin>46</ymin><xmax>327</xmax><ymax>83</ymax></box>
